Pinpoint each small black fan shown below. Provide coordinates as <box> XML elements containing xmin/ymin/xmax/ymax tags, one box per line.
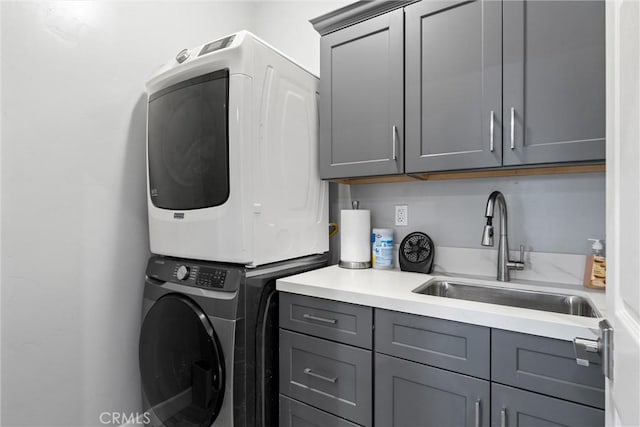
<box><xmin>399</xmin><ymin>232</ymin><xmax>435</xmax><ymax>274</ymax></box>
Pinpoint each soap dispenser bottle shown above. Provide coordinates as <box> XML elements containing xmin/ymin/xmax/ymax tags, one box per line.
<box><xmin>584</xmin><ymin>239</ymin><xmax>606</xmax><ymax>289</ymax></box>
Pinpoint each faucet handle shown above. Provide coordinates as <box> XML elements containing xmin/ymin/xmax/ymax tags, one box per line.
<box><xmin>508</xmin><ymin>245</ymin><xmax>526</xmax><ymax>271</ymax></box>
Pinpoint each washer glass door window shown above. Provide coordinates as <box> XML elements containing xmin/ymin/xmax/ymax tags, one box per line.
<box><xmin>139</xmin><ymin>294</ymin><xmax>225</xmax><ymax>427</ymax></box>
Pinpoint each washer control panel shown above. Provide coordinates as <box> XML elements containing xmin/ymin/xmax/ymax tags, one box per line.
<box><xmin>147</xmin><ymin>257</ymin><xmax>240</xmax><ymax>292</ymax></box>
<box><xmin>195</xmin><ymin>267</ymin><xmax>227</xmax><ymax>289</ymax></box>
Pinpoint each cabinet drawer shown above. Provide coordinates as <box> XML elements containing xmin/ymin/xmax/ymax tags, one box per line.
<box><xmin>491</xmin><ymin>383</ymin><xmax>604</xmax><ymax>427</ymax></box>
<box><xmin>375</xmin><ymin>309</ymin><xmax>490</xmax><ymax>379</ymax></box>
<box><xmin>279</xmin><ymin>330</ymin><xmax>372</xmax><ymax>426</ymax></box>
<box><xmin>279</xmin><ymin>395</ymin><xmax>361</xmax><ymax>427</ymax></box>
<box><xmin>375</xmin><ymin>353</ymin><xmax>490</xmax><ymax>427</ymax></box>
<box><xmin>491</xmin><ymin>329</ymin><xmax>605</xmax><ymax>409</ymax></box>
<box><xmin>279</xmin><ymin>292</ymin><xmax>372</xmax><ymax>348</ymax></box>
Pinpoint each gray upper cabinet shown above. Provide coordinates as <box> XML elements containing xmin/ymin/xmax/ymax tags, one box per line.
<box><xmin>502</xmin><ymin>0</ymin><xmax>606</xmax><ymax>166</ymax></box>
<box><xmin>315</xmin><ymin>0</ymin><xmax>605</xmax><ymax>179</ymax></box>
<box><xmin>319</xmin><ymin>9</ymin><xmax>404</xmax><ymax>179</ymax></box>
<box><xmin>405</xmin><ymin>0</ymin><xmax>502</xmax><ymax>173</ymax></box>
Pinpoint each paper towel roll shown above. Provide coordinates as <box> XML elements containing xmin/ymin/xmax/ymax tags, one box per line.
<box><xmin>340</xmin><ymin>209</ymin><xmax>371</xmax><ymax>269</ymax></box>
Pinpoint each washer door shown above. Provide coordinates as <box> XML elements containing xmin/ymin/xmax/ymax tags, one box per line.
<box><xmin>139</xmin><ymin>294</ymin><xmax>225</xmax><ymax>427</ymax></box>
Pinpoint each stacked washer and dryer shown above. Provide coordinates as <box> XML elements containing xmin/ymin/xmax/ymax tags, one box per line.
<box><xmin>139</xmin><ymin>31</ymin><xmax>329</xmax><ymax>427</ymax></box>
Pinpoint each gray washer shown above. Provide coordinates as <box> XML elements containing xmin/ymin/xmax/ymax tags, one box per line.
<box><xmin>139</xmin><ymin>254</ymin><xmax>327</xmax><ymax>427</ymax></box>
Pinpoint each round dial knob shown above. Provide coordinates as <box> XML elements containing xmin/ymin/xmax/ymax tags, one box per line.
<box><xmin>176</xmin><ymin>265</ymin><xmax>190</xmax><ymax>281</ymax></box>
<box><xmin>175</xmin><ymin>48</ymin><xmax>190</xmax><ymax>64</ymax></box>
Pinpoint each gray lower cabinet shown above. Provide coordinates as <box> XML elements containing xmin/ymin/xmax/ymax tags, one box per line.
<box><xmin>280</xmin><ymin>395</ymin><xmax>361</xmax><ymax>427</ymax></box>
<box><xmin>319</xmin><ymin>8</ymin><xmax>404</xmax><ymax>179</ymax></box>
<box><xmin>405</xmin><ymin>0</ymin><xmax>502</xmax><ymax>172</ymax></box>
<box><xmin>492</xmin><ymin>329</ymin><xmax>605</xmax><ymax>409</ymax></box>
<box><xmin>502</xmin><ymin>0</ymin><xmax>605</xmax><ymax>166</ymax></box>
<box><xmin>279</xmin><ymin>293</ymin><xmax>372</xmax><ymax>426</ymax></box>
<box><xmin>491</xmin><ymin>383</ymin><xmax>604</xmax><ymax>427</ymax></box>
<box><xmin>278</xmin><ymin>293</ymin><xmax>606</xmax><ymax>426</ymax></box>
<box><xmin>279</xmin><ymin>292</ymin><xmax>373</xmax><ymax>349</ymax></box>
<box><xmin>375</xmin><ymin>309</ymin><xmax>490</xmax><ymax>379</ymax></box>
<box><xmin>375</xmin><ymin>353</ymin><xmax>491</xmax><ymax>427</ymax></box>
<box><xmin>279</xmin><ymin>329</ymin><xmax>372</xmax><ymax>426</ymax></box>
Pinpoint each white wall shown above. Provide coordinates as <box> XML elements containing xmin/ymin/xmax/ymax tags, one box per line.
<box><xmin>0</xmin><ymin>2</ymin><xmax>255</xmax><ymax>426</ymax></box>
<box><xmin>1</xmin><ymin>1</ymin><xmax>351</xmax><ymax>425</ymax></box>
<box><xmin>349</xmin><ymin>173</ymin><xmax>606</xmax><ymax>255</ymax></box>
<box><xmin>251</xmin><ymin>0</ymin><xmax>352</xmax><ymax>75</ymax></box>
<box><xmin>0</xmin><ymin>2</ymin><xmax>610</xmax><ymax>425</ymax></box>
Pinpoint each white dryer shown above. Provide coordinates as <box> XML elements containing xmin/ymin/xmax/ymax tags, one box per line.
<box><xmin>145</xmin><ymin>31</ymin><xmax>328</xmax><ymax>266</ymax></box>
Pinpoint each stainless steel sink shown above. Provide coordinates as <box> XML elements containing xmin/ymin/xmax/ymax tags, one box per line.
<box><xmin>413</xmin><ymin>280</ymin><xmax>601</xmax><ymax>318</ymax></box>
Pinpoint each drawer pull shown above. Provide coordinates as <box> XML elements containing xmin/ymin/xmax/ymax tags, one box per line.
<box><xmin>501</xmin><ymin>408</ymin><xmax>507</xmax><ymax>427</ymax></box>
<box><xmin>475</xmin><ymin>399</ymin><xmax>481</xmax><ymax>427</ymax></box>
<box><xmin>303</xmin><ymin>313</ymin><xmax>337</xmax><ymax>324</ymax></box>
<box><xmin>303</xmin><ymin>368</ymin><xmax>337</xmax><ymax>383</ymax></box>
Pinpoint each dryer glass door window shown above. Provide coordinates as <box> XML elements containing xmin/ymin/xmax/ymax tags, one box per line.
<box><xmin>147</xmin><ymin>69</ymin><xmax>230</xmax><ymax>210</ymax></box>
<box><xmin>139</xmin><ymin>295</ymin><xmax>225</xmax><ymax>427</ymax></box>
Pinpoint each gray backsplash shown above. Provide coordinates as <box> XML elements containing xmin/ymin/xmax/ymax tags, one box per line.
<box><xmin>329</xmin><ymin>172</ymin><xmax>605</xmax><ymax>263</ymax></box>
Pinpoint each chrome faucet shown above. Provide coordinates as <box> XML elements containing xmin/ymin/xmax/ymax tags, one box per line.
<box><xmin>481</xmin><ymin>191</ymin><xmax>525</xmax><ymax>281</ymax></box>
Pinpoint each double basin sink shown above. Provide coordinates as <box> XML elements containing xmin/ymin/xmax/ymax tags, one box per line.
<box><xmin>413</xmin><ymin>279</ymin><xmax>600</xmax><ymax>318</ymax></box>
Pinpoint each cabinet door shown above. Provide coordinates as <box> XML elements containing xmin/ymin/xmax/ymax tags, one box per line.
<box><xmin>491</xmin><ymin>329</ymin><xmax>604</xmax><ymax>409</ymax></box>
<box><xmin>279</xmin><ymin>330</ymin><xmax>372</xmax><ymax>426</ymax></box>
<box><xmin>491</xmin><ymin>383</ymin><xmax>604</xmax><ymax>427</ymax></box>
<box><xmin>405</xmin><ymin>0</ymin><xmax>502</xmax><ymax>173</ymax></box>
<box><xmin>502</xmin><ymin>0</ymin><xmax>605</xmax><ymax>165</ymax></box>
<box><xmin>375</xmin><ymin>353</ymin><xmax>490</xmax><ymax>427</ymax></box>
<box><xmin>279</xmin><ymin>395</ymin><xmax>361</xmax><ymax>427</ymax></box>
<box><xmin>279</xmin><ymin>292</ymin><xmax>372</xmax><ymax>349</ymax></box>
<box><xmin>319</xmin><ymin>9</ymin><xmax>403</xmax><ymax>179</ymax></box>
<box><xmin>375</xmin><ymin>309</ymin><xmax>490</xmax><ymax>380</ymax></box>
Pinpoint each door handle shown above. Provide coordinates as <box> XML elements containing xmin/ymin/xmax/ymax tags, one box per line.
<box><xmin>573</xmin><ymin>319</ymin><xmax>614</xmax><ymax>380</ymax></box>
<box><xmin>392</xmin><ymin>125</ymin><xmax>398</xmax><ymax>161</ymax></box>
<box><xmin>501</xmin><ymin>408</ymin><xmax>507</xmax><ymax>427</ymax></box>
<box><xmin>510</xmin><ymin>108</ymin><xmax>515</xmax><ymax>149</ymax></box>
<box><xmin>490</xmin><ymin>111</ymin><xmax>495</xmax><ymax>152</ymax></box>
<box><xmin>475</xmin><ymin>399</ymin><xmax>481</xmax><ymax>427</ymax></box>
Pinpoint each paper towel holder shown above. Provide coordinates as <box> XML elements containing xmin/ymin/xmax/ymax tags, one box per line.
<box><xmin>339</xmin><ymin>200</ymin><xmax>372</xmax><ymax>269</ymax></box>
<box><xmin>339</xmin><ymin>260</ymin><xmax>371</xmax><ymax>269</ymax></box>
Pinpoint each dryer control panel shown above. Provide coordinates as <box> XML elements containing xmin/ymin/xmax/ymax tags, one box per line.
<box><xmin>146</xmin><ymin>256</ymin><xmax>240</xmax><ymax>292</ymax></box>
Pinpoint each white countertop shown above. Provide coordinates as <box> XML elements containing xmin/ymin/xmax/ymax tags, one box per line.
<box><xmin>276</xmin><ymin>265</ymin><xmax>607</xmax><ymax>341</ymax></box>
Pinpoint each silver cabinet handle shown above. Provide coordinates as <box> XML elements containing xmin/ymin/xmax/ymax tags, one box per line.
<box><xmin>490</xmin><ymin>111</ymin><xmax>495</xmax><ymax>152</ymax></box>
<box><xmin>475</xmin><ymin>399</ymin><xmax>481</xmax><ymax>427</ymax></box>
<box><xmin>303</xmin><ymin>368</ymin><xmax>337</xmax><ymax>383</ymax></box>
<box><xmin>392</xmin><ymin>125</ymin><xmax>398</xmax><ymax>161</ymax></box>
<box><xmin>501</xmin><ymin>408</ymin><xmax>507</xmax><ymax>427</ymax></box>
<box><xmin>302</xmin><ymin>313</ymin><xmax>336</xmax><ymax>324</ymax></box>
<box><xmin>510</xmin><ymin>108</ymin><xmax>515</xmax><ymax>149</ymax></box>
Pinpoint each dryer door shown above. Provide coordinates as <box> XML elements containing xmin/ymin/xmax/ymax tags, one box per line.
<box><xmin>147</xmin><ymin>69</ymin><xmax>230</xmax><ymax>211</ymax></box>
<box><xmin>139</xmin><ymin>294</ymin><xmax>225</xmax><ymax>427</ymax></box>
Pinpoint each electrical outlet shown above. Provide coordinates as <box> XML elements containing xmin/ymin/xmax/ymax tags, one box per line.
<box><xmin>395</xmin><ymin>205</ymin><xmax>408</xmax><ymax>226</ymax></box>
